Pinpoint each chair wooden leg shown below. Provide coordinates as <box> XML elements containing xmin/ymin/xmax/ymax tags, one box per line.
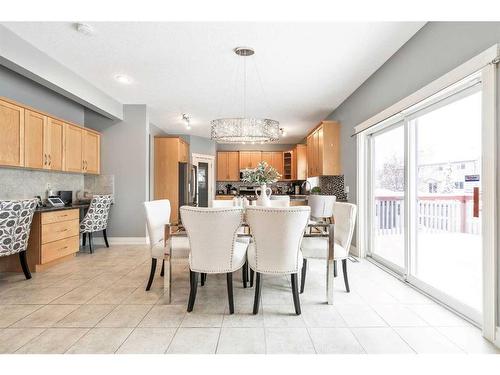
<box><xmin>300</xmin><ymin>258</ymin><xmax>307</xmax><ymax>294</ymax></box>
<box><xmin>342</xmin><ymin>259</ymin><xmax>350</xmax><ymax>293</ymax></box>
<box><xmin>102</xmin><ymin>229</ymin><xmax>110</xmax><ymax>248</ymax></box>
<box><xmin>252</xmin><ymin>272</ymin><xmax>262</xmax><ymax>314</ymax></box>
<box><xmin>250</xmin><ymin>269</ymin><xmax>254</xmax><ymax>288</ymax></box>
<box><xmin>201</xmin><ymin>273</ymin><xmax>206</xmax><ymax>286</ymax></box>
<box><xmin>242</xmin><ymin>261</ymin><xmax>248</xmax><ymax>288</ymax></box>
<box><xmin>187</xmin><ymin>271</ymin><xmax>199</xmax><ymax>312</ymax></box>
<box><xmin>88</xmin><ymin>232</ymin><xmax>93</xmax><ymax>254</ymax></box>
<box><xmin>227</xmin><ymin>272</ymin><xmax>234</xmax><ymax>314</ymax></box>
<box><xmin>146</xmin><ymin>258</ymin><xmax>157</xmax><ymax>291</ymax></box>
<box><xmin>19</xmin><ymin>251</ymin><xmax>32</xmax><ymax>280</ymax></box>
<box><xmin>160</xmin><ymin>260</ymin><xmax>165</xmax><ymax>277</ymax></box>
<box><xmin>82</xmin><ymin>233</ymin><xmax>86</xmax><ymax>247</ymax></box>
<box><xmin>291</xmin><ymin>273</ymin><xmax>301</xmax><ymax>315</ymax></box>
<box><xmin>334</xmin><ymin>260</ymin><xmax>337</xmax><ymax>277</ymax></box>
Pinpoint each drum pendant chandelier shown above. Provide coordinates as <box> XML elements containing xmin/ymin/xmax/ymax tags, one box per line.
<box><xmin>210</xmin><ymin>47</ymin><xmax>280</xmax><ymax>144</ymax></box>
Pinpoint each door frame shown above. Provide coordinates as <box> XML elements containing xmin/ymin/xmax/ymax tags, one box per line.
<box><xmin>191</xmin><ymin>153</ymin><xmax>215</xmax><ymax>207</ymax></box>
<box><xmin>356</xmin><ymin>44</ymin><xmax>499</xmax><ymax>342</ymax></box>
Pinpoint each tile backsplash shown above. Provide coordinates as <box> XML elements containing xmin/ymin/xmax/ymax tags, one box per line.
<box><xmin>0</xmin><ymin>168</ymin><xmax>84</xmax><ymax>201</ymax></box>
<box><xmin>318</xmin><ymin>175</ymin><xmax>347</xmax><ymax>200</ymax></box>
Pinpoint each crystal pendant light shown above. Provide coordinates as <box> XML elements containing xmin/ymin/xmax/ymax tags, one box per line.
<box><xmin>211</xmin><ymin>47</ymin><xmax>280</xmax><ymax>144</ymax></box>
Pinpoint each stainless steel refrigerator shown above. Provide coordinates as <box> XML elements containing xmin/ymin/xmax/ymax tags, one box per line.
<box><xmin>179</xmin><ymin>162</ymin><xmax>197</xmax><ymax>216</ymax></box>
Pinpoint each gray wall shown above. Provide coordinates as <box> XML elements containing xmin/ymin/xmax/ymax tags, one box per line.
<box><xmin>325</xmin><ymin>21</ymin><xmax>500</xmax><ymax>324</ymax></box>
<box><xmin>85</xmin><ymin>105</ymin><xmax>149</xmax><ymax>237</ymax></box>
<box><xmin>327</xmin><ymin>21</ymin><xmax>500</xmax><ymax>208</ymax></box>
<box><xmin>0</xmin><ymin>65</ymin><xmax>84</xmax><ymax>125</ymax></box>
<box><xmin>190</xmin><ymin>135</ymin><xmax>217</xmax><ymax>157</ymax></box>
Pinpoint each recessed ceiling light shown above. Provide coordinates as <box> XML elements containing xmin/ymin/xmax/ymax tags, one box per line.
<box><xmin>75</xmin><ymin>23</ymin><xmax>95</xmax><ymax>36</ymax></box>
<box><xmin>114</xmin><ymin>74</ymin><xmax>133</xmax><ymax>84</ymax></box>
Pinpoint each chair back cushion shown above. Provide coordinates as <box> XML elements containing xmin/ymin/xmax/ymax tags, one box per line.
<box><xmin>80</xmin><ymin>195</ymin><xmax>113</xmax><ymax>233</ymax></box>
<box><xmin>144</xmin><ymin>199</ymin><xmax>171</xmax><ymax>248</ymax></box>
<box><xmin>308</xmin><ymin>195</ymin><xmax>336</xmax><ymax>219</ymax></box>
<box><xmin>334</xmin><ymin>202</ymin><xmax>357</xmax><ymax>251</ymax></box>
<box><xmin>0</xmin><ymin>199</ymin><xmax>38</xmax><ymax>257</ymax></box>
<box><xmin>212</xmin><ymin>200</ymin><xmax>235</xmax><ymax>208</ymax></box>
<box><xmin>269</xmin><ymin>200</ymin><xmax>290</xmax><ymax>207</ymax></box>
<box><xmin>180</xmin><ymin>206</ymin><xmax>243</xmax><ymax>272</ymax></box>
<box><xmin>246</xmin><ymin>206</ymin><xmax>310</xmax><ymax>273</ymax></box>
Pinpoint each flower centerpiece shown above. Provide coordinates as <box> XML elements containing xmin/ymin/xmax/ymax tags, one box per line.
<box><xmin>241</xmin><ymin>161</ymin><xmax>281</xmax><ymax>206</ymax></box>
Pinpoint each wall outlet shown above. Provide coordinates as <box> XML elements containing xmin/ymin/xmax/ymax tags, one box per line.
<box><xmin>345</xmin><ymin>185</ymin><xmax>350</xmax><ymax>193</ymax></box>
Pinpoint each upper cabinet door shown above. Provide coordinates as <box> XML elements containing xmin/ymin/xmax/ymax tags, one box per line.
<box><xmin>239</xmin><ymin>152</ymin><xmax>251</xmax><ymax>169</ymax></box>
<box><xmin>306</xmin><ymin>134</ymin><xmax>314</xmax><ymax>177</ymax></box>
<box><xmin>0</xmin><ymin>99</ymin><xmax>25</xmax><ymax>167</ymax></box>
<box><xmin>250</xmin><ymin>151</ymin><xmax>262</xmax><ymax>168</ymax></box>
<box><xmin>46</xmin><ymin>118</ymin><xmax>64</xmax><ymax>171</ymax></box>
<box><xmin>64</xmin><ymin>124</ymin><xmax>83</xmax><ymax>173</ymax></box>
<box><xmin>316</xmin><ymin>126</ymin><xmax>324</xmax><ymax>176</ymax></box>
<box><xmin>83</xmin><ymin>130</ymin><xmax>100</xmax><ymax>174</ymax></box>
<box><xmin>272</xmin><ymin>152</ymin><xmax>284</xmax><ymax>177</ymax></box>
<box><xmin>227</xmin><ymin>152</ymin><xmax>240</xmax><ymax>181</ymax></box>
<box><xmin>179</xmin><ymin>140</ymin><xmax>189</xmax><ymax>163</ymax></box>
<box><xmin>217</xmin><ymin>152</ymin><xmax>228</xmax><ymax>180</ymax></box>
<box><xmin>24</xmin><ymin>110</ymin><xmax>47</xmax><ymax>169</ymax></box>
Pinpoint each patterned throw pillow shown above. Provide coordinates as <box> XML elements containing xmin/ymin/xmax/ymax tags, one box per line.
<box><xmin>0</xmin><ymin>199</ymin><xmax>38</xmax><ymax>257</ymax></box>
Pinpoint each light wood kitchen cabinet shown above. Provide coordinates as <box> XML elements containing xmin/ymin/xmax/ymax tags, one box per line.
<box><xmin>24</xmin><ymin>110</ymin><xmax>47</xmax><ymax>169</ymax></box>
<box><xmin>306</xmin><ymin>121</ymin><xmax>341</xmax><ymax>177</ymax></box>
<box><xmin>0</xmin><ymin>208</ymin><xmax>80</xmax><ymax>273</ymax></box>
<box><xmin>239</xmin><ymin>151</ymin><xmax>262</xmax><ymax>169</ymax></box>
<box><xmin>45</xmin><ymin>118</ymin><xmax>64</xmax><ymax>171</ymax></box>
<box><xmin>64</xmin><ymin>124</ymin><xmax>83</xmax><ymax>173</ymax></box>
<box><xmin>0</xmin><ymin>99</ymin><xmax>25</xmax><ymax>167</ymax></box>
<box><xmin>179</xmin><ymin>138</ymin><xmax>189</xmax><ymax>163</ymax></box>
<box><xmin>217</xmin><ymin>151</ymin><xmax>239</xmax><ymax>181</ymax></box>
<box><xmin>261</xmin><ymin>151</ymin><xmax>284</xmax><ymax>177</ymax></box>
<box><xmin>295</xmin><ymin>144</ymin><xmax>308</xmax><ymax>180</ymax></box>
<box><xmin>154</xmin><ymin>137</ymin><xmax>190</xmax><ymax>224</ymax></box>
<box><xmin>83</xmin><ymin>129</ymin><xmax>100</xmax><ymax>174</ymax></box>
<box><xmin>0</xmin><ymin>97</ymin><xmax>101</xmax><ymax>174</ymax></box>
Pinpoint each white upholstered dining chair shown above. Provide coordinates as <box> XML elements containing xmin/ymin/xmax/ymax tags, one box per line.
<box><xmin>143</xmin><ymin>199</ymin><xmax>190</xmax><ymax>297</ymax></box>
<box><xmin>300</xmin><ymin>202</ymin><xmax>357</xmax><ymax>293</ymax></box>
<box><xmin>308</xmin><ymin>194</ymin><xmax>336</xmax><ymax>223</ymax></box>
<box><xmin>180</xmin><ymin>206</ymin><xmax>248</xmax><ymax>314</ymax></box>
<box><xmin>246</xmin><ymin>206</ymin><xmax>310</xmax><ymax>315</ymax></box>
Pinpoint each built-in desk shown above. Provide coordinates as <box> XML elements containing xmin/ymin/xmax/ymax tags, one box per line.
<box><xmin>0</xmin><ymin>204</ymin><xmax>89</xmax><ymax>273</ymax></box>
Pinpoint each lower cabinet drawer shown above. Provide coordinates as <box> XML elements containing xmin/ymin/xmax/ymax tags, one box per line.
<box><xmin>42</xmin><ymin>219</ymin><xmax>80</xmax><ymax>244</ymax></box>
<box><xmin>41</xmin><ymin>235</ymin><xmax>79</xmax><ymax>264</ymax></box>
<box><xmin>42</xmin><ymin>209</ymin><xmax>79</xmax><ymax>225</ymax></box>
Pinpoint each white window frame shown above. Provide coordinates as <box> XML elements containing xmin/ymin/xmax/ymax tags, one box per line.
<box><xmin>356</xmin><ymin>44</ymin><xmax>498</xmax><ymax>343</ymax></box>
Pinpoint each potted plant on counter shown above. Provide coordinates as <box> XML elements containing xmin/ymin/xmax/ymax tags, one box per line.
<box><xmin>241</xmin><ymin>161</ymin><xmax>281</xmax><ymax>206</ymax></box>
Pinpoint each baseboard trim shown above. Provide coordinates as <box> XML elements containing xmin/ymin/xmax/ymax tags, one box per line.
<box><xmin>349</xmin><ymin>244</ymin><xmax>359</xmax><ymax>257</ymax></box>
<box><xmin>92</xmin><ymin>237</ymin><xmax>147</xmax><ymax>245</ymax></box>
<box><xmin>494</xmin><ymin>327</ymin><xmax>500</xmax><ymax>348</ymax></box>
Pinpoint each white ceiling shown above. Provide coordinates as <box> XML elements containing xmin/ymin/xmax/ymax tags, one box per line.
<box><xmin>3</xmin><ymin>22</ymin><xmax>424</xmax><ymax>143</ymax></box>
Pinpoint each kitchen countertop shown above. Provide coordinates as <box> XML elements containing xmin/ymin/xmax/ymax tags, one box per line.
<box><xmin>215</xmin><ymin>194</ymin><xmax>347</xmax><ymax>202</ymax></box>
<box><xmin>35</xmin><ymin>203</ymin><xmax>90</xmax><ymax>213</ymax></box>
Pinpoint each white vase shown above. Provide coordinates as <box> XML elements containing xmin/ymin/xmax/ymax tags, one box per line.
<box><xmin>255</xmin><ymin>184</ymin><xmax>272</xmax><ymax>206</ymax></box>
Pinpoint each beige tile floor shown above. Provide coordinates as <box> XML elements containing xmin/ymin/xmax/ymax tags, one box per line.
<box><xmin>0</xmin><ymin>244</ymin><xmax>498</xmax><ymax>354</ymax></box>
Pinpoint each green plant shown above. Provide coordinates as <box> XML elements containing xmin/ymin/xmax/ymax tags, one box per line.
<box><xmin>241</xmin><ymin>161</ymin><xmax>281</xmax><ymax>185</ymax></box>
<box><xmin>311</xmin><ymin>186</ymin><xmax>322</xmax><ymax>194</ymax></box>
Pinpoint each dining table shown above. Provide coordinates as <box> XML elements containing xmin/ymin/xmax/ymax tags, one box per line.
<box><xmin>164</xmin><ymin>219</ymin><xmax>335</xmax><ymax>305</ymax></box>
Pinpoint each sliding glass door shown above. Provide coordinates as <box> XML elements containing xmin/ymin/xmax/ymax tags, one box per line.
<box><xmin>367</xmin><ymin>76</ymin><xmax>483</xmax><ymax>323</ymax></box>
<box><xmin>369</xmin><ymin>122</ymin><xmax>406</xmax><ymax>273</ymax></box>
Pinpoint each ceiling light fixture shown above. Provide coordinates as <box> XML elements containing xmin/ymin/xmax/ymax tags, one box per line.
<box><xmin>75</xmin><ymin>23</ymin><xmax>95</xmax><ymax>36</ymax></box>
<box><xmin>210</xmin><ymin>47</ymin><xmax>280</xmax><ymax>144</ymax></box>
<box><xmin>182</xmin><ymin>113</ymin><xmax>191</xmax><ymax>130</ymax></box>
<box><xmin>114</xmin><ymin>74</ymin><xmax>132</xmax><ymax>84</ymax></box>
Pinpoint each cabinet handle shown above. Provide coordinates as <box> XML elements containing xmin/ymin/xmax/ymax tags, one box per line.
<box><xmin>58</xmin><ymin>228</ymin><xmax>68</xmax><ymax>232</ymax></box>
<box><xmin>48</xmin><ymin>154</ymin><xmax>51</xmax><ymax>166</ymax></box>
<box><xmin>58</xmin><ymin>246</ymin><xmax>68</xmax><ymax>251</ymax></box>
<box><xmin>44</xmin><ymin>154</ymin><xmax>47</xmax><ymax>165</ymax></box>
